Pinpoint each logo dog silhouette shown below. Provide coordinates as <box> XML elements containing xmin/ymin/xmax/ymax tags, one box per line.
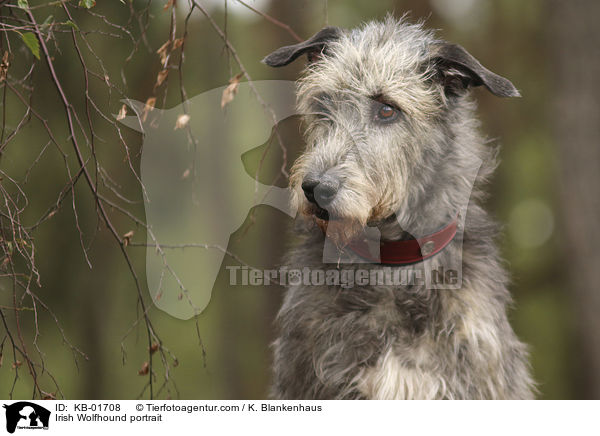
<box><xmin>3</xmin><ymin>402</ymin><xmax>50</xmax><ymax>434</ymax></box>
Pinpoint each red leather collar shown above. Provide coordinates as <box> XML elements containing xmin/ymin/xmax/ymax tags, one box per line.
<box><xmin>345</xmin><ymin>218</ymin><xmax>458</xmax><ymax>265</ymax></box>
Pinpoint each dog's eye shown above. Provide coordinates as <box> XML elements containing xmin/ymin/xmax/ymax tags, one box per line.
<box><xmin>374</xmin><ymin>102</ymin><xmax>401</xmax><ymax>123</ymax></box>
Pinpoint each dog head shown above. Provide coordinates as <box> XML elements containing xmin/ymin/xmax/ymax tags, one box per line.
<box><xmin>264</xmin><ymin>16</ymin><xmax>519</xmax><ymax>245</ymax></box>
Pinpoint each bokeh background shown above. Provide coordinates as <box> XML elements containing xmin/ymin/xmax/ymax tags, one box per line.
<box><xmin>0</xmin><ymin>0</ymin><xmax>598</xmax><ymax>399</ymax></box>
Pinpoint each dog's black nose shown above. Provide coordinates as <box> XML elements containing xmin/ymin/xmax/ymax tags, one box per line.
<box><xmin>302</xmin><ymin>177</ymin><xmax>339</xmax><ymax>206</ymax></box>
<box><xmin>301</xmin><ymin>179</ymin><xmax>319</xmax><ymax>204</ymax></box>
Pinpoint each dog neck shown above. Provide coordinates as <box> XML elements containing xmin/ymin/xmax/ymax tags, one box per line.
<box><xmin>350</xmin><ymin>216</ymin><xmax>458</xmax><ymax>265</ymax></box>
<box><xmin>319</xmin><ymin>211</ymin><xmax>460</xmax><ymax>265</ymax></box>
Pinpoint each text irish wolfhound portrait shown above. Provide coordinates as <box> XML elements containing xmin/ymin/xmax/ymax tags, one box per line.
<box><xmin>263</xmin><ymin>16</ymin><xmax>535</xmax><ymax>400</ymax></box>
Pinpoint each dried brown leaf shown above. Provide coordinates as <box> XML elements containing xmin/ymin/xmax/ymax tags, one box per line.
<box><xmin>221</xmin><ymin>72</ymin><xmax>243</xmax><ymax>109</ymax></box>
<box><xmin>156</xmin><ymin>40</ymin><xmax>170</xmax><ymax>65</ymax></box>
<box><xmin>142</xmin><ymin>97</ymin><xmax>156</xmax><ymax>122</ymax></box>
<box><xmin>0</xmin><ymin>51</ymin><xmax>9</xmax><ymax>83</ymax></box>
<box><xmin>138</xmin><ymin>361</ymin><xmax>149</xmax><ymax>375</ymax></box>
<box><xmin>174</xmin><ymin>113</ymin><xmax>190</xmax><ymax>130</ymax></box>
<box><xmin>172</xmin><ymin>37</ymin><xmax>184</xmax><ymax>50</ymax></box>
<box><xmin>155</xmin><ymin>69</ymin><xmax>169</xmax><ymax>88</ymax></box>
<box><xmin>122</xmin><ymin>230</ymin><xmax>134</xmax><ymax>247</ymax></box>
<box><xmin>116</xmin><ymin>104</ymin><xmax>127</xmax><ymax>121</ymax></box>
<box><xmin>1</xmin><ymin>257</ymin><xmax>10</xmax><ymax>269</ymax></box>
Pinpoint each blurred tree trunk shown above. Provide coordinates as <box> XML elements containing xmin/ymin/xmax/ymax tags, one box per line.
<box><xmin>214</xmin><ymin>0</ymin><xmax>313</xmax><ymax>399</ymax></box>
<box><xmin>550</xmin><ymin>0</ymin><xmax>600</xmax><ymax>399</ymax></box>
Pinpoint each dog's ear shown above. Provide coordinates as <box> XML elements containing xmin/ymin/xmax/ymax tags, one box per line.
<box><xmin>433</xmin><ymin>42</ymin><xmax>520</xmax><ymax>98</ymax></box>
<box><xmin>262</xmin><ymin>27</ymin><xmax>341</xmax><ymax>67</ymax></box>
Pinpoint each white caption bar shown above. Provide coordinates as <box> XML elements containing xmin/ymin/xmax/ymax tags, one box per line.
<box><xmin>1</xmin><ymin>400</ymin><xmax>596</xmax><ymax>435</ymax></box>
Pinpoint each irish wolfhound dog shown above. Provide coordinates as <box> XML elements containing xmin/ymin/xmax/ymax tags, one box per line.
<box><xmin>263</xmin><ymin>16</ymin><xmax>534</xmax><ymax>399</ymax></box>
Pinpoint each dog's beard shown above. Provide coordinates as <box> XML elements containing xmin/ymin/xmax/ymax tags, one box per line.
<box><xmin>315</xmin><ymin>217</ymin><xmax>365</xmax><ymax>247</ymax></box>
<box><xmin>299</xmin><ymin>204</ymin><xmax>366</xmax><ymax>247</ymax></box>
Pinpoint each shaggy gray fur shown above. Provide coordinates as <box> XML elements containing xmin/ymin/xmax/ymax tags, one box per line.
<box><xmin>264</xmin><ymin>16</ymin><xmax>535</xmax><ymax>399</ymax></box>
